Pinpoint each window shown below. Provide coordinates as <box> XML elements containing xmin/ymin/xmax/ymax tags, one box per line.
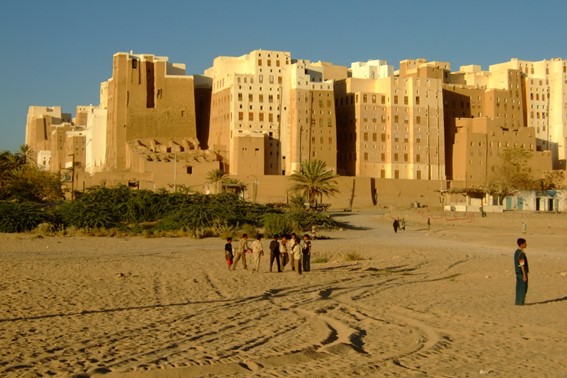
<box><xmin>394</xmin><ymin>95</ymin><xmax>398</xmax><ymax>104</ymax></box>
<box><xmin>249</xmin><ymin>112</ymin><xmax>254</xmax><ymax>121</ymax></box>
<box><xmin>238</xmin><ymin>112</ymin><xmax>243</xmax><ymax>121</ymax></box>
<box><xmin>249</xmin><ymin>94</ymin><xmax>253</xmax><ymax>102</ymax></box>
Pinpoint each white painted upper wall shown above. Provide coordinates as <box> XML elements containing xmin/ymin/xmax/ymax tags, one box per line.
<box><xmin>350</xmin><ymin>60</ymin><xmax>393</xmax><ymax>79</ymax></box>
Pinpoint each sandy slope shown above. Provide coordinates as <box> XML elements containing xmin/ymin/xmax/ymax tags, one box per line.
<box><xmin>0</xmin><ymin>210</ymin><xmax>566</xmax><ymax>377</ymax></box>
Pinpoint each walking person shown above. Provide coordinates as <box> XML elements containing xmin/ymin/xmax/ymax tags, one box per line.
<box><xmin>224</xmin><ymin>237</ymin><xmax>234</xmax><ymax>271</ymax></box>
<box><xmin>232</xmin><ymin>233</ymin><xmax>251</xmax><ymax>270</ymax></box>
<box><xmin>269</xmin><ymin>234</ymin><xmax>282</xmax><ymax>272</ymax></box>
<box><xmin>251</xmin><ymin>234</ymin><xmax>264</xmax><ymax>273</ymax></box>
<box><xmin>393</xmin><ymin>218</ymin><xmax>400</xmax><ymax>233</ymax></box>
<box><xmin>514</xmin><ymin>238</ymin><xmax>529</xmax><ymax>305</ymax></box>
<box><xmin>279</xmin><ymin>235</ymin><xmax>289</xmax><ymax>269</ymax></box>
<box><xmin>301</xmin><ymin>234</ymin><xmax>311</xmax><ymax>272</ymax></box>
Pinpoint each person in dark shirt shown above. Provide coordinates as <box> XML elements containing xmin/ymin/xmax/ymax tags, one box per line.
<box><xmin>269</xmin><ymin>234</ymin><xmax>282</xmax><ymax>272</ymax></box>
<box><xmin>224</xmin><ymin>237</ymin><xmax>233</xmax><ymax>271</ymax></box>
<box><xmin>514</xmin><ymin>238</ymin><xmax>529</xmax><ymax>305</ymax></box>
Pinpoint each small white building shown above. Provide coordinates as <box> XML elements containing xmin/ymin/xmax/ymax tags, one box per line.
<box><xmin>504</xmin><ymin>190</ymin><xmax>565</xmax><ymax>212</ymax></box>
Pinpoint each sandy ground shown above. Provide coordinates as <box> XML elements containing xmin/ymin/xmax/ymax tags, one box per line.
<box><xmin>1</xmin><ymin>210</ymin><xmax>566</xmax><ymax>377</ymax></box>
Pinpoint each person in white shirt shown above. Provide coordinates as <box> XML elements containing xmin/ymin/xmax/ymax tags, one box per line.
<box><xmin>250</xmin><ymin>235</ymin><xmax>264</xmax><ymax>273</ymax></box>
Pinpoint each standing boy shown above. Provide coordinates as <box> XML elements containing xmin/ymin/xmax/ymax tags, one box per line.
<box><xmin>224</xmin><ymin>237</ymin><xmax>233</xmax><ymax>271</ymax></box>
<box><xmin>301</xmin><ymin>234</ymin><xmax>311</xmax><ymax>272</ymax></box>
<box><xmin>279</xmin><ymin>235</ymin><xmax>289</xmax><ymax>269</ymax></box>
<box><xmin>269</xmin><ymin>234</ymin><xmax>282</xmax><ymax>272</ymax></box>
<box><xmin>514</xmin><ymin>238</ymin><xmax>529</xmax><ymax>305</ymax></box>
<box><xmin>251</xmin><ymin>235</ymin><xmax>264</xmax><ymax>273</ymax></box>
<box><xmin>232</xmin><ymin>234</ymin><xmax>251</xmax><ymax>270</ymax></box>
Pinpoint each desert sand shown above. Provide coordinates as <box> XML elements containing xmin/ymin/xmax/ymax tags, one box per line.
<box><xmin>1</xmin><ymin>210</ymin><xmax>566</xmax><ymax>377</ymax></box>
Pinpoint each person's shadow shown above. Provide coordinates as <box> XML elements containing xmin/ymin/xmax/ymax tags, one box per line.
<box><xmin>528</xmin><ymin>296</ymin><xmax>567</xmax><ymax>305</ymax></box>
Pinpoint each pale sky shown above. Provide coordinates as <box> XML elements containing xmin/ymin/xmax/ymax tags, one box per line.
<box><xmin>1</xmin><ymin>0</ymin><xmax>566</xmax><ymax>152</ymax></box>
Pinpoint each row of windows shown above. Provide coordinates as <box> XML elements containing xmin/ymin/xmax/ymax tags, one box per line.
<box><xmin>529</xmin><ymin>93</ymin><xmax>547</xmax><ymax>101</ymax></box>
<box><xmin>237</xmin><ymin>75</ymin><xmax>283</xmax><ymax>85</ymax></box>
<box><xmin>468</xmin><ymin>141</ymin><xmax>533</xmax><ymax>149</ymax></box>
<box><xmin>361</xmin><ymin>152</ymin><xmax>421</xmax><ymax>163</ymax></box>
<box><xmin>238</xmin><ymin>112</ymin><xmax>279</xmax><ymax>123</ymax></box>
<box><xmin>238</xmin><ymin>93</ymin><xmax>279</xmax><ymax>103</ymax></box>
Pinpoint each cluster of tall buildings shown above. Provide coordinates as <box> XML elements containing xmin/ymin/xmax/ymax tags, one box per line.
<box><xmin>24</xmin><ymin>49</ymin><xmax>565</xmax><ymax>200</ymax></box>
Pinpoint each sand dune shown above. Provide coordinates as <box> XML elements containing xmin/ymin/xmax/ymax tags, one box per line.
<box><xmin>0</xmin><ymin>210</ymin><xmax>566</xmax><ymax>377</ymax></box>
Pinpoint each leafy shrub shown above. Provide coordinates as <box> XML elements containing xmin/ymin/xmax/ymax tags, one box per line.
<box><xmin>312</xmin><ymin>256</ymin><xmax>329</xmax><ymax>264</ymax></box>
<box><xmin>344</xmin><ymin>252</ymin><xmax>364</xmax><ymax>261</ymax></box>
<box><xmin>0</xmin><ymin>201</ymin><xmax>53</xmax><ymax>232</ymax></box>
<box><xmin>263</xmin><ymin>213</ymin><xmax>294</xmax><ymax>237</ymax></box>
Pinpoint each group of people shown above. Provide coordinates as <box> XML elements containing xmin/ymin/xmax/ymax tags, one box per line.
<box><xmin>224</xmin><ymin>233</ymin><xmax>312</xmax><ymax>274</ymax></box>
<box><xmin>392</xmin><ymin>218</ymin><xmax>406</xmax><ymax>233</ymax></box>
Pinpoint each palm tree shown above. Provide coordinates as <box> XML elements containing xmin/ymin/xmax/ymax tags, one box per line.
<box><xmin>206</xmin><ymin>168</ymin><xmax>229</xmax><ymax>194</ymax></box>
<box><xmin>16</xmin><ymin>144</ymin><xmax>35</xmax><ymax>166</ymax></box>
<box><xmin>289</xmin><ymin>159</ymin><xmax>339</xmax><ymax>209</ymax></box>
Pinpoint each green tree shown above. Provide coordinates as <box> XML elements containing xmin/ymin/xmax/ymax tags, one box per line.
<box><xmin>540</xmin><ymin>170</ymin><xmax>565</xmax><ymax>190</ymax></box>
<box><xmin>487</xmin><ymin>147</ymin><xmax>536</xmax><ymax>203</ymax></box>
<box><xmin>289</xmin><ymin>159</ymin><xmax>339</xmax><ymax>209</ymax></box>
<box><xmin>206</xmin><ymin>168</ymin><xmax>228</xmax><ymax>194</ymax></box>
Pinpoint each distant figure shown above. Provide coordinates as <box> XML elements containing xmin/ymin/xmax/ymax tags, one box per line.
<box><xmin>522</xmin><ymin>221</ymin><xmax>527</xmax><ymax>235</ymax></box>
<box><xmin>301</xmin><ymin>234</ymin><xmax>311</xmax><ymax>272</ymax></box>
<box><xmin>427</xmin><ymin>217</ymin><xmax>431</xmax><ymax>230</ymax></box>
<box><xmin>311</xmin><ymin>225</ymin><xmax>317</xmax><ymax>240</ymax></box>
<box><xmin>232</xmin><ymin>233</ymin><xmax>251</xmax><ymax>270</ymax></box>
<box><xmin>393</xmin><ymin>219</ymin><xmax>400</xmax><ymax>233</ymax></box>
<box><xmin>514</xmin><ymin>238</ymin><xmax>529</xmax><ymax>305</ymax></box>
<box><xmin>400</xmin><ymin>218</ymin><xmax>406</xmax><ymax>231</ymax></box>
<box><xmin>290</xmin><ymin>235</ymin><xmax>302</xmax><ymax>275</ymax></box>
<box><xmin>290</xmin><ymin>233</ymin><xmax>298</xmax><ymax>271</ymax></box>
<box><xmin>269</xmin><ymin>234</ymin><xmax>282</xmax><ymax>272</ymax></box>
<box><xmin>250</xmin><ymin>235</ymin><xmax>264</xmax><ymax>273</ymax></box>
<box><xmin>224</xmin><ymin>237</ymin><xmax>233</xmax><ymax>271</ymax></box>
<box><xmin>279</xmin><ymin>235</ymin><xmax>289</xmax><ymax>269</ymax></box>
<box><xmin>480</xmin><ymin>206</ymin><xmax>487</xmax><ymax>217</ymax></box>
